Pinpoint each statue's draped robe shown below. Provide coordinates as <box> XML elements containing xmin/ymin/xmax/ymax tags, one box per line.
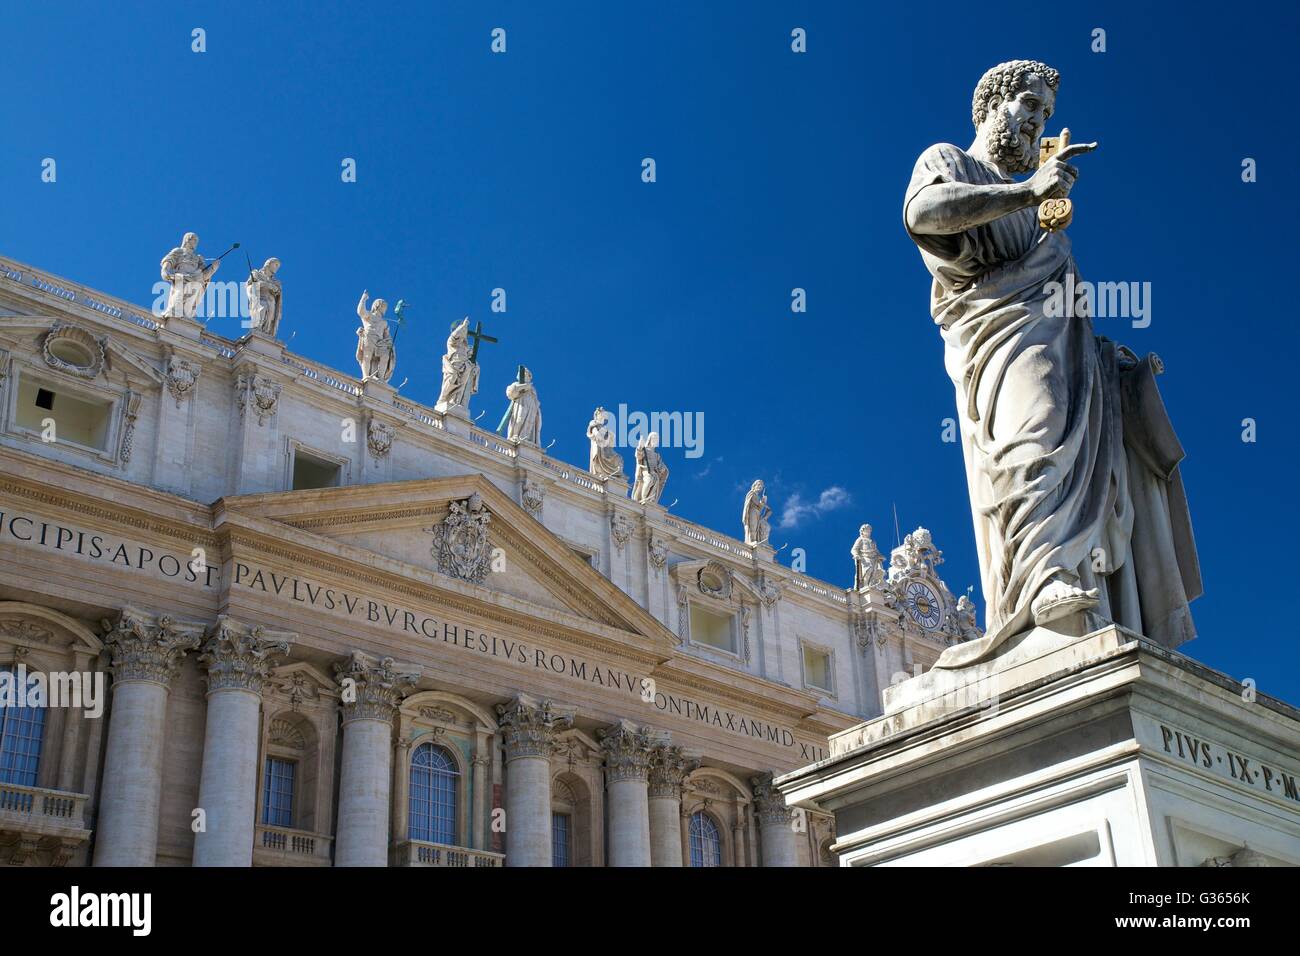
<box><xmin>588</xmin><ymin>422</ymin><xmax>623</xmax><ymax>478</ymax></box>
<box><xmin>742</xmin><ymin>490</ymin><xmax>769</xmax><ymax>545</ymax></box>
<box><xmin>439</xmin><ymin>336</ymin><xmax>478</xmax><ymax>408</ymax></box>
<box><xmin>904</xmin><ymin>144</ymin><xmax>1201</xmax><ymax>667</ymax></box>
<box><xmin>161</xmin><ymin>247</ymin><xmax>208</xmax><ymax>318</ymax></box>
<box><xmin>246</xmin><ymin>271</ymin><xmax>281</xmax><ymax>334</ymax></box>
<box><xmin>357</xmin><ymin>319</ymin><xmax>394</xmax><ymax>383</ymax></box>
<box><xmin>506</xmin><ymin>381</ymin><xmax>541</xmax><ymax>444</ymax></box>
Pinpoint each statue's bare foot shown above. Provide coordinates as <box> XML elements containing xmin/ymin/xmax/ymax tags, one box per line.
<box><xmin>1031</xmin><ymin>580</ymin><xmax>1099</xmax><ymax>626</ymax></box>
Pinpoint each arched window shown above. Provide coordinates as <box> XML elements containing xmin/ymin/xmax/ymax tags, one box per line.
<box><xmin>688</xmin><ymin>811</ymin><xmax>723</xmax><ymax>868</ymax></box>
<box><xmin>0</xmin><ymin>665</ymin><xmax>46</xmax><ymax>787</ymax></box>
<box><xmin>409</xmin><ymin>742</ymin><xmax>459</xmax><ymax>845</ymax></box>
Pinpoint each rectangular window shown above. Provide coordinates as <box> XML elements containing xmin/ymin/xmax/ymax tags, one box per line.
<box><xmin>689</xmin><ymin>604</ymin><xmax>736</xmax><ymax>654</ymax></box>
<box><xmin>0</xmin><ymin>666</ymin><xmax>46</xmax><ymax>787</ymax></box>
<box><xmin>15</xmin><ymin>375</ymin><xmax>113</xmax><ymax>451</ymax></box>
<box><xmin>803</xmin><ymin>644</ymin><xmax>833</xmax><ymax>693</ymax></box>
<box><xmin>262</xmin><ymin>757</ymin><xmax>296</xmax><ymax>827</ymax></box>
<box><xmin>552</xmin><ymin>812</ymin><xmax>571</xmax><ymax>867</ymax></box>
<box><xmin>291</xmin><ymin>450</ymin><xmax>341</xmax><ymax>490</ymax></box>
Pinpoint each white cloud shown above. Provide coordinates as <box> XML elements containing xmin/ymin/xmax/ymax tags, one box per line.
<box><xmin>778</xmin><ymin>486</ymin><xmax>851</xmax><ymax>530</ymax></box>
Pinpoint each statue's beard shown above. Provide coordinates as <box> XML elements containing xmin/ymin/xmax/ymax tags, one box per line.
<box><xmin>985</xmin><ymin>112</ymin><xmax>1039</xmax><ymax>174</ymax></box>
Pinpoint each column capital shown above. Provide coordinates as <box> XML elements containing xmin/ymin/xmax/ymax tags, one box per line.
<box><xmin>333</xmin><ymin>650</ymin><xmax>419</xmax><ymax>724</ymax></box>
<box><xmin>647</xmin><ymin>744</ymin><xmax>700</xmax><ymax>799</ymax></box>
<box><xmin>496</xmin><ymin>693</ymin><xmax>574</xmax><ymax>760</ymax></box>
<box><xmin>599</xmin><ymin>719</ymin><xmax>663</xmax><ymax>784</ymax></box>
<box><xmin>101</xmin><ymin>606</ymin><xmax>204</xmax><ymax>686</ymax></box>
<box><xmin>198</xmin><ymin>616</ymin><xmax>293</xmax><ymax>693</ymax></box>
<box><xmin>750</xmin><ymin>772</ymin><xmax>793</xmax><ymax>826</ymax></box>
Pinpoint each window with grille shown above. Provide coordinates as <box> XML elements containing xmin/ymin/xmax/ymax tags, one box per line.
<box><xmin>409</xmin><ymin>743</ymin><xmax>459</xmax><ymax>845</ymax></box>
<box><xmin>689</xmin><ymin>811</ymin><xmax>723</xmax><ymax>867</ymax></box>
<box><xmin>261</xmin><ymin>756</ymin><xmax>296</xmax><ymax>827</ymax></box>
<box><xmin>0</xmin><ymin>665</ymin><xmax>45</xmax><ymax>787</ymax></box>
<box><xmin>552</xmin><ymin>812</ymin><xmax>571</xmax><ymax>867</ymax></box>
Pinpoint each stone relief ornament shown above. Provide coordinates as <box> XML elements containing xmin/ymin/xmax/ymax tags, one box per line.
<box><xmin>269</xmin><ymin>718</ymin><xmax>307</xmax><ymax>751</ymax></box>
<box><xmin>160</xmin><ymin>232</ymin><xmax>219</xmax><ymax>320</ymax></box>
<box><xmin>697</xmin><ymin>561</ymin><xmax>732</xmax><ymax>600</ymax></box>
<box><xmin>434</xmin><ymin>318</ymin><xmax>480</xmax><ymax>415</ymax></box>
<box><xmin>165</xmin><ymin>354</ymin><xmax>201</xmax><ymax>407</ymax></box>
<box><xmin>646</xmin><ymin>531</ymin><xmax>668</xmax><ymax>571</ymax></box>
<box><xmin>851</xmin><ymin>524</ymin><xmax>886</xmax><ymax>591</ymax></box>
<box><xmin>598</xmin><ymin>720</ymin><xmax>662</xmax><ymax>783</ymax></box>
<box><xmin>521</xmin><ymin>477</ymin><xmax>545</xmax><ymax>519</ymax></box>
<box><xmin>742</xmin><ymin>479</ymin><xmax>772</xmax><ymax>546</ymax></box>
<box><xmin>355</xmin><ymin>290</ymin><xmax>396</xmax><ymax>384</ymax></box>
<box><xmin>366</xmin><ymin>419</ymin><xmax>394</xmax><ymax>460</ymax></box>
<box><xmin>631</xmin><ymin>431</ymin><xmax>668</xmax><ymax>505</ymax></box>
<box><xmin>333</xmin><ymin>651</ymin><xmax>419</xmax><ymax>723</ymax></box>
<box><xmin>245</xmin><ymin>257</ymin><xmax>283</xmax><ymax>336</ymax></box>
<box><xmin>905</xmin><ymin>59</ymin><xmax>1200</xmax><ymax>667</ymax></box>
<box><xmin>496</xmin><ymin>694</ymin><xmax>574</xmax><ymax>760</ymax></box>
<box><xmin>756</xmin><ymin>573</ymin><xmax>782</xmax><ymax>608</ymax></box>
<box><xmin>427</xmin><ymin>493</ymin><xmax>493</xmax><ymax>584</ymax></box>
<box><xmin>587</xmin><ymin>406</ymin><xmax>625</xmax><ymax>481</ymax></box>
<box><xmin>197</xmin><ymin>617</ymin><xmax>292</xmax><ymax>693</ymax></box>
<box><xmin>610</xmin><ymin>513</ymin><xmax>634</xmax><ymax>554</ymax></box>
<box><xmin>235</xmin><ymin>372</ymin><xmax>281</xmax><ymax>426</ymax></box>
<box><xmin>41</xmin><ymin>323</ymin><xmax>106</xmax><ymax>379</ymax></box>
<box><xmin>118</xmin><ymin>389</ymin><xmax>142</xmax><ymax>463</ymax></box>
<box><xmin>101</xmin><ymin>606</ymin><xmax>205</xmax><ymax>686</ymax></box>
<box><xmin>418</xmin><ymin>706</ymin><xmax>458</xmax><ymax>723</ymax></box>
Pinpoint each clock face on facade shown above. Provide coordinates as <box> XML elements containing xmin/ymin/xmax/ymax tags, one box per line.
<box><xmin>904</xmin><ymin>581</ymin><xmax>943</xmax><ymax>630</ymax></box>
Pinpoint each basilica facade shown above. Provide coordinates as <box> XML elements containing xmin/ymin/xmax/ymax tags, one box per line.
<box><xmin>0</xmin><ymin>249</ymin><xmax>978</xmax><ymax>867</ymax></box>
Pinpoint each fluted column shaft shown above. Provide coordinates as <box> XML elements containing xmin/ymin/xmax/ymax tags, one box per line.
<box><xmin>334</xmin><ymin>652</ymin><xmax>418</xmax><ymax>867</ymax></box>
<box><xmin>94</xmin><ymin>609</ymin><xmax>203</xmax><ymax>867</ymax></box>
<box><xmin>192</xmin><ymin>618</ymin><xmax>292</xmax><ymax>867</ymax></box>
<box><xmin>497</xmin><ymin>694</ymin><xmax>573</xmax><ymax>867</ymax></box>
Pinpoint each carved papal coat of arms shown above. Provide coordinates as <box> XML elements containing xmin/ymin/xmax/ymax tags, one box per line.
<box><xmin>427</xmin><ymin>493</ymin><xmax>493</xmax><ymax>584</ymax></box>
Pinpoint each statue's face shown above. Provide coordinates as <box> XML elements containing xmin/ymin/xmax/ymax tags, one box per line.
<box><xmin>264</xmin><ymin>258</ymin><xmax>280</xmax><ymax>275</ymax></box>
<box><xmin>860</xmin><ymin>524</ymin><xmax>871</xmax><ymax>537</ymax></box>
<box><xmin>372</xmin><ymin>298</ymin><xmax>387</xmax><ymax>316</ymax></box>
<box><xmin>981</xmin><ymin>74</ymin><xmax>1055</xmax><ymax>174</ymax></box>
<box><xmin>183</xmin><ymin>232</ymin><xmax>198</xmax><ymax>251</ymax></box>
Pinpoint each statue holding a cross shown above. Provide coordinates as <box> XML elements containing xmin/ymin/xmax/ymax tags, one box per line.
<box><xmin>434</xmin><ymin>317</ymin><xmax>495</xmax><ymax>418</ymax></box>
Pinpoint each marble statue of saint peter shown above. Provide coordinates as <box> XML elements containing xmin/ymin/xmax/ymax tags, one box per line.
<box><xmin>904</xmin><ymin>60</ymin><xmax>1201</xmax><ymax>668</ymax></box>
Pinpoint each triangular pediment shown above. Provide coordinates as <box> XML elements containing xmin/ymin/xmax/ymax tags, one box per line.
<box><xmin>216</xmin><ymin>474</ymin><xmax>680</xmax><ymax>653</ymax></box>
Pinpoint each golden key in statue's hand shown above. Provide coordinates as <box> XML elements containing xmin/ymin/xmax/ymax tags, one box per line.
<box><xmin>1035</xmin><ymin>127</ymin><xmax>1097</xmax><ymax>232</ymax></box>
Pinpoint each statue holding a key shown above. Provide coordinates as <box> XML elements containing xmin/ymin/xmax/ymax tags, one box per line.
<box><xmin>903</xmin><ymin>60</ymin><xmax>1201</xmax><ymax>670</ymax></box>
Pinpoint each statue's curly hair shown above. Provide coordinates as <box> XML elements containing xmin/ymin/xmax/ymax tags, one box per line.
<box><xmin>971</xmin><ymin>60</ymin><xmax>1060</xmax><ymax>129</ymax></box>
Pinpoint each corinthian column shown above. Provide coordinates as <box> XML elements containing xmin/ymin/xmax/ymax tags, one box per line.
<box><xmin>751</xmin><ymin>772</ymin><xmax>798</xmax><ymax>867</ymax></box>
<box><xmin>192</xmin><ymin>618</ymin><xmax>292</xmax><ymax>867</ymax></box>
<box><xmin>496</xmin><ymin>694</ymin><xmax>573</xmax><ymax>867</ymax></box>
<box><xmin>93</xmin><ymin>608</ymin><xmax>204</xmax><ymax>867</ymax></box>
<box><xmin>333</xmin><ymin>652</ymin><xmax>419</xmax><ymax>867</ymax></box>
<box><xmin>599</xmin><ymin>720</ymin><xmax>659</xmax><ymax>867</ymax></box>
<box><xmin>647</xmin><ymin>744</ymin><xmax>697</xmax><ymax>867</ymax></box>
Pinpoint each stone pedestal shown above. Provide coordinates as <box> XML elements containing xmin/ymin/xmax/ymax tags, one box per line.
<box><xmin>333</xmin><ymin>652</ymin><xmax>418</xmax><ymax>867</ymax></box>
<box><xmin>778</xmin><ymin>624</ymin><xmax>1300</xmax><ymax>867</ymax></box>
<box><xmin>192</xmin><ymin>618</ymin><xmax>291</xmax><ymax>867</ymax></box>
<box><xmin>94</xmin><ymin>609</ymin><xmax>203</xmax><ymax>867</ymax></box>
<box><xmin>497</xmin><ymin>694</ymin><xmax>573</xmax><ymax>867</ymax></box>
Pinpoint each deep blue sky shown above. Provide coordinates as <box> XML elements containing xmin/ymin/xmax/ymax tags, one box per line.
<box><xmin>3</xmin><ymin>1</ymin><xmax>1296</xmax><ymax>702</ymax></box>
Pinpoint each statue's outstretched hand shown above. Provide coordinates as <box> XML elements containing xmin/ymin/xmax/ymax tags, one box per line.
<box><xmin>1028</xmin><ymin>141</ymin><xmax>1097</xmax><ymax>202</ymax></box>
